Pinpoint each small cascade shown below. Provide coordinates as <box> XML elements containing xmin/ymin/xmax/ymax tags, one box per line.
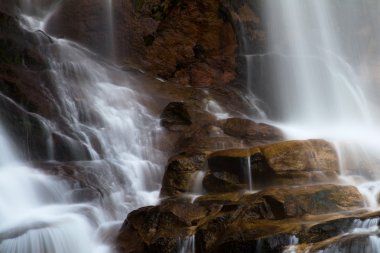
<box><xmin>370</xmin><ymin>236</ymin><xmax>380</xmax><ymax>252</ymax></box>
<box><xmin>251</xmin><ymin>1</ymin><xmax>380</xmax><ymax>249</ymax></box>
<box><xmin>192</xmin><ymin>171</ymin><xmax>206</xmax><ymax>195</ymax></box>
<box><xmin>351</xmin><ymin>218</ymin><xmax>380</xmax><ymax>234</ymax></box>
<box><xmin>256</xmin><ymin>235</ymin><xmax>299</xmax><ymax>253</ymax></box>
<box><xmin>246</xmin><ymin>156</ymin><xmax>253</xmax><ymax>191</ymax></box>
<box><xmin>0</xmin><ymin>1</ymin><xmax>167</xmax><ymax>252</ymax></box>
<box><xmin>0</xmin><ymin>123</ymin><xmax>108</xmax><ymax>252</ymax></box>
<box><xmin>206</xmin><ymin>100</ymin><xmax>230</xmax><ymax>120</ymax></box>
<box><xmin>178</xmin><ymin>235</ymin><xmax>195</xmax><ymax>253</ymax></box>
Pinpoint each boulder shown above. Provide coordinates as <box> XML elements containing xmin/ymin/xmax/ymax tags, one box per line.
<box><xmin>117</xmin><ymin>184</ymin><xmax>365</xmax><ymax>253</ymax></box>
<box><xmin>243</xmin><ymin>184</ymin><xmax>364</xmax><ymax>219</ymax></box>
<box><xmin>222</xmin><ymin>117</ymin><xmax>283</xmax><ymax>141</ymax></box>
<box><xmin>207</xmin><ymin>139</ymin><xmax>340</xmax><ymax>191</ymax></box>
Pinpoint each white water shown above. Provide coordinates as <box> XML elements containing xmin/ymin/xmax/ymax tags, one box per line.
<box><xmin>178</xmin><ymin>235</ymin><xmax>195</xmax><ymax>253</ymax></box>
<box><xmin>250</xmin><ymin>1</ymin><xmax>380</xmax><ymax>251</ymax></box>
<box><xmin>0</xmin><ymin>1</ymin><xmax>167</xmax><ymax>252</ymax></box>
<box><xmin>254</xmin><ymin>0</ymin><xmax>380</xmax><ymax>202</ymax></box>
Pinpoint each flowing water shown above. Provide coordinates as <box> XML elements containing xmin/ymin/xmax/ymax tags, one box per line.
<box><xmin>4</xmin><ymin>0</ymin><xmax>380</xmax><ymax>252</ymax></box>
<box><xmin>253</xmin><ymin>0</ymin><xmax>380</xmax><ymax>201</ymax></box>
<box><xmin>245</xmin><ymin>0</ymin><xmax>380</xmax><ymax>251</ymax></box>
<box><xmin>0</xmin><ymin>1</ymin><xmax>167</xmax><ymax>252</ymax></box>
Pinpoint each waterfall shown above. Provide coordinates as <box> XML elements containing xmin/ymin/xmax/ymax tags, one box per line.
<box><xmin>249</xmin><ymin>0</ymin><xmax>380</xmax><ymax>186</ymax></box>
<box><xmin>259</xmin><ymin>0</ymin><xmax>375</xmax><ymax>126</ymax></box>
<box><xmin>245</xmin><ymin>1</ymin><xmax>380</xmax><ymax>250</ymax></box>
<box><xmin>1</xmin><ymin>1</ymin><xmax>167</xmax><ymax>252</ymax></box>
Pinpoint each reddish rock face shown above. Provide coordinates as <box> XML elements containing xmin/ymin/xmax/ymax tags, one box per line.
<box><xmin>45</xmin><ymin>0</ymin><xmax>238</xmax><ymax>86</ymax></box>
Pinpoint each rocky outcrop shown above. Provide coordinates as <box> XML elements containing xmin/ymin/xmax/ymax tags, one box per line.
<box><xmin>207</xmin><ymin>139</ymin><xmax>339</xmax><ymax>191</ymax></box>
<box><xmin>0</xmin><ymin>11</ymin><xmax>98</xmax><ymax>161</ymax></box>
<box><xmin>116</xmin><ymin>184</ymin><xmax>365</xmax><ymax>253</ymax></box>
<box><xmin>160</xmin><ymin>139</ymin><xmax>339</xmax><ymax>197</ymax></box>
<box><xmin>45</xmin><ymin>0</ymin><xmax>239</xmax><ymax>86</ymax></box>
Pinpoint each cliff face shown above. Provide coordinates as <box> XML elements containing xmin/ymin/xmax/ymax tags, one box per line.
<box><xmin>45</xmin><ymin>0</ymin><xmax>264</xmax><ymax>87</ymax></box>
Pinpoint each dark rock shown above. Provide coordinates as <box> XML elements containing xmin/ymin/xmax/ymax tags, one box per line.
<box><xmin>160</xmin><ymin>102</ymin><xmax>192</xmax><ymax>131</ymax></box>
<box><xmin>117</xmin><ymin>184</ymin><xmax>365</xmax><ymax>253</ymax></box>
<box><xmin>203</xmin><ymin>172</ymin><xmax>244</xmax><ymax>193</ymax></box>
<box><xmin>160</xmin><ymin>153</ymin><xmax>207</xmax><ymax>197</ymax></box>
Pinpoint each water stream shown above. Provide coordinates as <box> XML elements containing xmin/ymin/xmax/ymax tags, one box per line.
<box><xmin>245</xmin><ymin>0</ymin><xmax>380</xmax><ymax>251</ymax></box>
<box><xmin>250</xmin><ymin>1</ymin><xmax>380</xmax><ymax>199</ymax></box>
<box><xmin>4</xmin><ymin>0</ymin><xmax>380</xmax><ymax>252</ymax></box>
<box><xmin>0</xmin><ymin>1</ymin><xmax>167</xmax><ymax>252</ymax></box>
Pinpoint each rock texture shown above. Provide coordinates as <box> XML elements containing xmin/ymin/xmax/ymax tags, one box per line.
<box><xmin>160</xmin><ymin>139</ymin><xmax>339</xmax><ymax>197</ymax></box>
<box><xmin>115</xmin><ymin>184</ymin><xmax>365</xmax><ymax>253</ymax></box>
<box><xmin>45</xmin><ymin>0</ymin><xmax>240</xmax><ymax>86</ymax></box>
<box><xmin>115</xmin><ymin>93</ymin><xmax>371</xmax><ymax>253</ymax></box>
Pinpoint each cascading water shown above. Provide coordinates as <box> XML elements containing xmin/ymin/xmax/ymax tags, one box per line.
<box><xmin>251</xmin><ymin>1</ymin><xmax>380</xmax><ymax>200</ymax></box>
<box><xmin>0</xmin><ymin>1</ymin><xmax>167</xmax><ymax>252</ymax></box>
<box><xmin>246</xmin><ymin>0</ymin><xmax>380</xmax><ymax>251</ymax></box>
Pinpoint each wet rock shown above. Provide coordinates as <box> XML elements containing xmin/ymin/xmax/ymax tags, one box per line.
<box><xmin>222</xmin><ymin>117</ymin><xmax>283</xmax><ymax>141</ymax></box>
<box><xmin>244</xmin><ymin>184</ymin><xmax>364</xmax><ymax>219</ymax></box>
<box><xmin>116</xmin><ymin>198</ymin><xmax>213</xmax><ymax>253</ymax></box>
<box><xmin>0</xmin><ymin>12</ymin><xmax>57</xmax><ymax>118</ymax></box>
<box><xmin>295</xmin><ymin>234</ymin><xmax>377</xmax><ymax>253</ymax></box>
<box><xmin>160</xmin><ymin>153</ymin><xmax>207</xmax><ymax>197</ymax></box>
<box><xmin>117</xmin><ymin>183</ymin><xmax>366</xmax><ymax>253</ymax></box>
<box><xmin>34</xmin><ymin>160</ymin><xmax>128</xmax><ymax>202</ymax></box>
<box><xmin>222</xmin><ymin>0</ymin><xmax>266</xmax><ymax>55</ymax></box>
<box><xmin>207</xmin><ymin>139</ymin><xmax>340</xmax><ymax>191</ymax></box>
<box><xmin>203</xmin><ymin>172</ymin><xmax>245</xmax><ymax>193</ymax></box>
<box><xmin>160</xmin><ymin>102</ymin><xmax>192</xmax><ymax>131</ymax></box>
<box><xmin>0</xmin><ymin>94</ymin><xmax>51</xmax><ymax>161</ymax></box>
<box><xmin>298</xmin><ymin>210</ymin><xmax>380</xmax><ymax>244</ymax></box>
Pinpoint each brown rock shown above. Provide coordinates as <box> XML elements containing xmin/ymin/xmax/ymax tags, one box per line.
<box><xmin>160</xmin><ymin>153</ymin><xmax>207</xmax><ymax>197</ymax></box>
<box><xmin>203</xmin><ymin>172</ymin><xmax>245</xmax><ymax>193</ymax></box>
<box><xmin>160</xmin><ymin>102</ymin><xmax>192</xmax><ymax>131</ymax></box>
<box><xmin>222</xmin><ymin>117</ymin><xmax>283</xmax><ymax>141</ymax></box>
<box><xmin>207</xmin><ymin>139</ymin><xmax>340</xmax><ymax>190</ymax></box>
<box><xmin>115</xmin><ymin>198</ymin><xmax>213</xmax><ymax>253</ymax></box>
<box><xmin>244</xmin><ymin>184</ymin><xmax>364</xmax><ymax>219</ymax></box>
<box><xmin>46</xmin><ymin>0</ymin><xmax>238</xmax><ymax>86</ymax></box>
<box><xmin>117</xmin><ymin>184</ymin><xmax>366</xmax><ymax>253</ymax></box>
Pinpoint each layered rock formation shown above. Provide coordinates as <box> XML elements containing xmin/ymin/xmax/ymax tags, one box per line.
<box><xmin>115</xmin><ymin>95</ymin><xmax>375</xmax><ymax>253</ymax></box>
